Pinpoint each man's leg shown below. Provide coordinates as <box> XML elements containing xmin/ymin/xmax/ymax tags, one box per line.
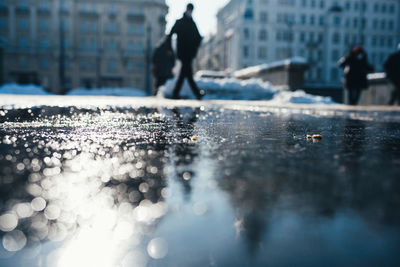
<box><xmin>172</xmin><ymin>62</ymin><xmax>185</xmax><ymax>99</ymax></box>
<box><xmin>349</xmin><ymin>88</ymin><xmax>360</xmax><ymax>105</ymax></box>
<box><xmin>388</xmin><ymin>88</ymin><xmax>396</xmax><ymax>105</ymax></box>
<box><xmin>184</xmin><ymin>59</ymin><xmax>203</xmax><ymax>99</ymax></box>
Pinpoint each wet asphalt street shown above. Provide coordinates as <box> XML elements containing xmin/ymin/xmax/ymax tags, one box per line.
<box><xmin>0</xmin><ymin>96</ymin><xmax>400</xmax><ymax>267</ymax></box>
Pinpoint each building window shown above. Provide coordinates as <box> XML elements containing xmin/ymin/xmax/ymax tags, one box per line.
<box><xmin>89</xmin><ymin>39</ymin><xmax>97</xmax><ymax>51</ymax></box>
<box><xmin>332</xmin><ymin>32</ymin><xmax>340</xmax><ymax>44</ymax></box>
<box><xmin>18</xmin><ymin>18</ymin><xmax>29</xmax><ymax>31</ymax></box>
<box><xmin>389</xmin><ymin>4</ymin><xmax>395</xmax><ymax>14</ymax></box>
<box><xmin>40</xmin><ymin>58</ymin><xmax>50</xmax><ymax>70</ymax></box>
<box><xmin>258</xmin><ymin>29</ymin><xmax>267</xmax><ymax>41</ymax></box>
<box><xmin>244</xmin><ymin>8</ymin><xmax>254</xmax><ymax>20</ymax></box>
<box><xmin>319</xmin><ymin>16</ymin><xmax>324</xmax><ymax>26</ymax></box>
<box><xmin>388</xmin><ymin>37</ymin><xmax>394</xmax><ymax>48</ymax></box>
<box><xmin>243</xmin><ymin>28</ymin><xmax>250</xmax><ymax>39</ymax></box>
<box><xmin>331</xmin><ymin>49</ymin><xmax>339</xmax><ymax>61</ymax></box>
<box><xmin>388</xmin><ymin>20</ymin><xmax>394</xmax><ymax>31</ymax></box>
<box><xmin>137</xmin><ymin>25</ymin><xmax>144</xmax><ymax>35</ymax></box>
<box><xmin>108</xmin><ymin>39</ymin><xmax>117</xmax><ymax>51</ymax></box>
<box><xmin>128</xmin><ymin>23</ymin><xmax>135</xmax><ymax>35</ymax></box>
<box><xmin>353</xmin><ymin>18</ymin><xmax>358</xmax><ymax>28</ymax></box>
<box><xmin>381</xmin><ymin>4</ymin><xmax>387</xmax><ymax>13</ymax></box>
<box><xmin>333</xmin><ymin>16</ymin><xmax>341</xmax><ymax>26</ymax></box>
<box><xmin>127</xmin><ymin>61</ymin><xmax>134</xmax><ymax>72</ymax></box>
<box><xmin>372</xmin><ymin>19</ymin><xmax>378</xmax><ymax>30</ymax></box>
<box><xmin>301</xmin><ymin>14</ymin><xmax>306</xmax><ymax>25</ymax></box>
<box><xmin>136</xmin><ymin>61</ymin><xmax>144</xmax><ymax>72</ymax></box>
<box><xmin>300</xmin><ymin>32</ymin><xmax>305</xmax><ymax>42</ymax></box>
<box><xmin>90</xmin><ymin>22</ymin><xmax>97</xmax><ymax>33</ymax></box>
<box><xmin>380</xmin><ymin>20</ymin><xmax>386</xmax><ymax>30</ymax></box>
<box><xmin>258</xmin><ymin>46</ymin><xmax>267</xmax><ymax>59</ymax></box>
<box><xmin>80</xmin><ymin>39</ymin><xmax>87</xmax><ymax>51</ymax></box>
<box><xmin>380</xmin><ymin>36</ymin><xmax>385</xmax><ymax>47</ymax></box>
<box><xmin>80</xmin><ymin>59</ymin><xmax>87</xmax><ymax>70</ymax></box>
<box><xmin>260</xmin><ymin>12</ymin><xmax>268</xmax><ymax>23</ymax></box>
<box><xmin>18</xmin><ymin>36</ymin><xmax>28</xmax><ymax>48</ymax></box>
<box><xmin>331</xmin><ymin>68</ymin><xmax>338</xmax><ymax>82</ymax></box>
<box><xmin>106</xmin><ymin>22</ymin><xmax>117</xmax><ymax>33</ymax></box>
<box><xmin>80</xmin><ymin>21</ymin><xmax>87</xmax><ymax>33</ymax></box>
<box><xmin>127</xmin><ymin>41</ymin><xmax>135</xmax><ymax>51</ymax></box>
<box><xmin>62</xmin><ymin>38</ymin><xmax>70</xmax><ymax>49</ymax></box>
<box><xmin>371</xmin><ymin>36</ymin><xmax>377</xmax><ymax>47</ymax></box>
<box><xmin>39</xmin><ymin>38</ymin><xmax>49</xmax><ymax>49</ymax></box>
<box><xmin>61</xmin><ymin>20</ymin><xmax>69</xmax><ymax>31</ymax></box>
<box><xmin>39</xmin><ymin>19</ymin><xmax>49</xmax><ymax>31</ymax></box>
<box><xmin>0</xmin><ymin>17</ymin><xmax>7</xmax><ymax>30</ymax></box>
<box><xmin>137</xmin><ymin>42</ymin><xmax>144</xmax><ymax>53</ymax></box>
<box><xmin>60</xmin><ymin>1</ymin><xmax>69</xmax><ymax>13</ymax></box>
<box><xmin>243</xmin><ymin>46</ymin><xmax>249</xmax><ymax>58</ymax></box>
<box><xmin>309</xmin><ymin>15</ymin><xmax>315</xmax><ymax>25</ymax></box>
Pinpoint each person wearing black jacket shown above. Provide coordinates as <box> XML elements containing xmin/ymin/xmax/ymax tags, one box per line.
<box><xmin>152</xmin><ymin>36</ymin><xmax>175</xmax><ymax>96</ymax></box>
<box><xmin>339</xmin><ymin>46</ymin><xmax>374</xmax><ymax>105</ymax></box>
<box><xmin>384</xmin><ymin>44</ymin><xmax>400</xmax><ymax>105</ymax></box>
<box><xmin>169</xmin><ymin>3</ymin><xmax>204</xmax><ymax>100</ymax></box>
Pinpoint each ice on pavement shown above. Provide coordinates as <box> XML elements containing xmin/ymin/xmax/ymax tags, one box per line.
<box><xmin>0</xmin><ymin>77</ymin><xmax>336</xmax><ymax>105</ymax></box>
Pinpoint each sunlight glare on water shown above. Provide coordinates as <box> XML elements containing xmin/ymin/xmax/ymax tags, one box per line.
<box><xmin>0</xmin><ymin>104</ymin><xmax>400</xmax><ymax>267</ymax></box>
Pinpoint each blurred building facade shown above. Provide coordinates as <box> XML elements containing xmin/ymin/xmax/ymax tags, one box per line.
<box><xmin>0</xmin><ymin>0</ymin><xmax>168</xmax><ymax>93</ymax></box>
<box><xmin>199</xmin><ymin>0</ymin><xmax>400</xmax><ymax>87</ymax></box>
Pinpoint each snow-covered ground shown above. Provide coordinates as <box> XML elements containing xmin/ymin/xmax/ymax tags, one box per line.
<box><xmin>0</xmin><ymin>83</ymin><xmax>146</xmax><ymax>97</ymax></box>
<box><xmin>0</xmin><ymin>78</ymin><xmax>336</xmax><ymax>105</ymax></box>
<box><xmin>157</xmin><ymin>78</ymin><xmax>336</xmax><ymax>104</ymax></box>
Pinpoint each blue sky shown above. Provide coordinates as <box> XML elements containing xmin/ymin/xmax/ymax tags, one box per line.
<box><xmin>165</xmin><ymin>0</ymin><xmax>230</xmax><ymax>36</ymax></box>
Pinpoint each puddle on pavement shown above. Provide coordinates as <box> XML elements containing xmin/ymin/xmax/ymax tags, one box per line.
<box><xmin>0</xmin><ymin>106</ymin><xmax>400</xmax><ymax>267</ymax></box>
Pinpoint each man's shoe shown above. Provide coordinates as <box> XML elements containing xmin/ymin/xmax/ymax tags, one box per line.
<box><xmin>196</xmin><ymin>90</ymin><xmax>206</xmax><ymax>100</ymax></box>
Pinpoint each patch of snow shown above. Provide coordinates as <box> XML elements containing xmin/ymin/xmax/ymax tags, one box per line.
<box><xmin>271</xmin><ymin>90</ymin><xmax>336</xmax><ymax>105</ymax></box>
<box><xmin>367</xmin><ymin>73</ymin><xmax>386</xmax><ymax>80</ymax></box>
<box><xmin>1</xmin><ymin>79</ymin><xmax>337</xmax><ymax>105</ymax></box>
<box><xmin>0</xmin><ymin>83</ymin><xmax>146</xmax><ymax>97</ymax></box>
<box><xmin>157</xmin><ymin>77</ymin><xmax>278</xmax><ymax>101</ymax></box>
<box><xmin>68</xmin><ymin>87</ymin><xmax>147</xmax><ymax>97</ymax></box>
<box><xmin>0</xmin><ymin>83</ymin><xmax>52</xmax><ymax>95</ymax></box>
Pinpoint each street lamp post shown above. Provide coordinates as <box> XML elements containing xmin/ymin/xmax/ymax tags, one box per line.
<box><xmin>323</xmin><ymin>4</ymin><xmax>343</xmax><ymax>84</ymax></box>
<box><xmin>145</xmin><ymin>25</ymin><xmax>152</xmax><ymax>96</ymax></box>
<box><xmin>58</xmin><ymin>0</ymin><xmax>66</xmax><ymax>94</ymax></box>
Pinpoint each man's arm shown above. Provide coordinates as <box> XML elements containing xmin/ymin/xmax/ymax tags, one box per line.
<box><xmin>169</xmin><ymin>21</ymin><xmax>178</xmax><ymax>38</ymax></box>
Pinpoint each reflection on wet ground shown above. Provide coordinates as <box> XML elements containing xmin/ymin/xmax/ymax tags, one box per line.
<box><xmin>0</xmin><ymin>104</ymin><xmax>400</xmax><ymax>267</ymax></box>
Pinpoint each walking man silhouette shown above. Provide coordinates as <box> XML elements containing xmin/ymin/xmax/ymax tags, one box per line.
<box><xmin>384</xmin><ymin>44</ymin><xmax>400</xmax><ymax>105</ymax></box>
<box><xmin>169</xmin><ymin>3</ymin><xmax>204</xmax><ymax>100</ymax></box>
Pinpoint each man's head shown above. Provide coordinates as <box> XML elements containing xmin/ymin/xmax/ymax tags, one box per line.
<box><xmin>398</xmin><ymin>43</ymin><xmax>400</xmax><ymax>51</ymax></box>
<box><xmin>186</xmin><ymin>3</ymin><xmax>194</xmax><ymax>16</ymax></box>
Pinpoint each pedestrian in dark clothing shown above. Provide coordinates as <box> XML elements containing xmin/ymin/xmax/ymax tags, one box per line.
<box><xmin>339</xmin><ymin>46</ymin><xmax>374</xmax><ymax>105</ymax></box>
<box><xmin>169</xmin><ymin>3</ymin><xmax>204</xmax><ymax>100</ymax></box>
<box><xmin>384</xmin><ymin>44</ymin><xmax>400</xmax><ymax>105</ymax></box>
<box><xmin>152</xmin><ymin>36</ymin><xmax>175</xmax><ymax>96</ymax></box>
